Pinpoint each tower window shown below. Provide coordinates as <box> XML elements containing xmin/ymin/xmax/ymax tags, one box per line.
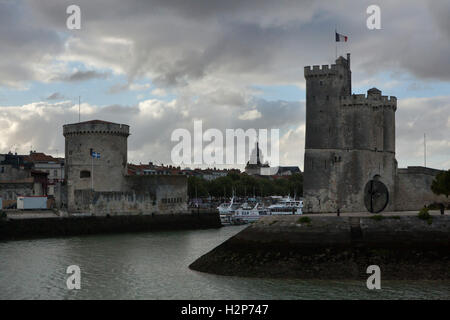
<box><xmin>319</xmin><ymin>80</ymin><xmax>323</xmax><ymax>86</ymax></box>
<box><xmin>80</xmin><ymin>170</ymin><xmax>91</xmax><ymax>178</ymax></box>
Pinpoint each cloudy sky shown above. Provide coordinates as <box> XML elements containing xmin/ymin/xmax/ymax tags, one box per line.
<box><xmin>0</xmin><ymin>0</ymin><xmax>449</xmax><ymax>170</ymax></box>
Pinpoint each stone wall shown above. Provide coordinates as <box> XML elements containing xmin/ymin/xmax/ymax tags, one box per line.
<box><xmin>304</xmin><ymin>149</ymin><xmax>397</xmax><ymax>213</ymax></box>
<box><xmin>72</xmin><ymin>175</ymin><xmax>188</xmax><ymax>215</ymax></box>
<box><xmin>125</xmin><ymin>175</ymin><xmax>188</xmax><ymax>214</ymax></box>
<box><xmin>0</xmin><ymin>164</ymin><xmax>31</xmax><ymax>182</ymax></box>
<box><xmin>190</xmin><ymin>215</ymin><xmax>450</xmax><ymax>280</ymax></box>
<box><xmin>0</xmin><ymin>181</ymin><xmax>34</xmax><ymax>208</ymax></box>
<box><xmin>395</xmin><ymin>166</ymin><xmax>449</xmax><ymax>210</ymax></box>
<box><xmin>53</xmin><ymin>182</ymin><xmax>67</xmax><ymax>209</ymax></box>
<box><xmin>74</xmin><ymin>190</ymin><xmax>157</xmax><ymax>215</ymax></box>
<box><xmin>0</xmin><ymin>212</ymin><xmax>221</xmax><ymax>241</ymax></box>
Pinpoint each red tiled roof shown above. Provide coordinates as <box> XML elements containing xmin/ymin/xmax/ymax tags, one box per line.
<box><xmin>25</xmin><ymin>152</ymin><xmax>58</xmax><ymax>163</ymax></box>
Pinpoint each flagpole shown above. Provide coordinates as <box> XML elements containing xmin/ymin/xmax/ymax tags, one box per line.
<box><xmin>424</xmin><ymin>133</ymin><xmax>427</xmax><ymax>167</ymax></box>
<box><xmin>335</xmin><ymin>26</ymin><xmax>337</xmax><ymax>59</ymax></box>
<box><xmin>91</xmin><ymin>154</ymin><xmax>94</xmax><ymax>190</ymax></box>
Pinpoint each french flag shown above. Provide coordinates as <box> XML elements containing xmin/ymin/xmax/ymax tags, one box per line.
<box><xmin>335</xmin><ymin>32</ymin><xmax>348</xmax><ymax>42</ymax></box>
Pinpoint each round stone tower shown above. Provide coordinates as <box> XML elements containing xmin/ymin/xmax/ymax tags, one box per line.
<box><xmin>63</xmin><ymin>120</ymin><xmax>130</xmax><ymax>211</ymax></box>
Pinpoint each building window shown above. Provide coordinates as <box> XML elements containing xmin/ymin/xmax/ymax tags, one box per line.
<box><xmin>80</xmin><ymin>170</ymin><xmax>91</xmax><ymax>178</ymax></box>
<box><xmin>54</xmin><ymin>170</ymin><xmax>57</xmax><ymax>177</ymax></box>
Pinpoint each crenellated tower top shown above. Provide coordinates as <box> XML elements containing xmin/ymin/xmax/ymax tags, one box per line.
<box><xmin>63</xmin><ymin>120</ymin><xmax>130</xmax><ymax>137</ymax></box>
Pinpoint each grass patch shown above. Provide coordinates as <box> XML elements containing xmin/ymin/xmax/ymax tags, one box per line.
<box><xmin>297</xmin><ymin>216</ymin><xmax>311</xmax><ymax>224</ymax></box>
<box><xmin>387</xmin><ymin>215</ymin><xmax>401</xmax><ymax>219</ymax></box>
<box><xmin>369</xmin><ymin>214</ymin><xmax>385</xmax><ymax>221</ymax></box>
<box><xmin>269</xmin><ymin>220</ymin><xmax>278</xmax><ymax>225</ymax></box>
<box><xmin>418</xmin><ymin>207</ymin><xmax>433</xmax><ymax>225</ymax></box>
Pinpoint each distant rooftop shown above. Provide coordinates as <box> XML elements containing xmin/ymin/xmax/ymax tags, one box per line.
<box><xmin>25</xmin><ymin>152</ymin><xmax>59</xmax><ymax>163</ymax></box>
<box><xmin>65</xmin><ymin>119</ymin><xmax>119</xmax><ymax>126</ymax></box>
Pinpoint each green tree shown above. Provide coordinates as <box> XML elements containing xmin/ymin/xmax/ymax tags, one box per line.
<box><xmin>188</xmin><ymin>171</ymin><xmax>304</xmax><ymax>199</ymax></box>
<box><xmin>288</xmin><ymin>173</ymin><xmax>303</xmax><ymax>197</ymax></box>
<box><xmin>431</xmin><ymin>170</ymin><xmax>450</xmax><ymax>198</ymax></box>
<box><xmin>209</xmin><ymin>176</ymin><xmax>234</xmax><ymax>197</ymax></box>
<box><xmin>187</xmin><ymin>176</ymin><xmax>209</xmax><ymax>198</ymax></box>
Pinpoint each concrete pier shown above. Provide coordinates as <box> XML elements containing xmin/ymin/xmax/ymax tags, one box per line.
<box><xmin>0</xmin><ymin>211</ymin><xmax>221</xmax><ymax>241</ymax></box>
<box><xmin>190</xmin><ymin>213</ymin><xmax>450</xmax><ymax>280</ymax></box>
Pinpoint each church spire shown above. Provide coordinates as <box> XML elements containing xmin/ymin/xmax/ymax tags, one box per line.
<box><xmin>256</xmin><ymin>141</ymin><xmax>261</xmax><ymax>165</ymax></box>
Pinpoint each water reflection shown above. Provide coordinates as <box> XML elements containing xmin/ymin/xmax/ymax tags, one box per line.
<box><xmin>0</xmin><ymin>226</ymin><xmax>449</xmax><ymax>300</ymax></box>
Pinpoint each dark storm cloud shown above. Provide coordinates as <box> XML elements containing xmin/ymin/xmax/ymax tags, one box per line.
<box><xmin>1</xmin><ymin>0</ymin><xmax>449</xmax><ymax>169</ymax></box>
<box><xmin>55</xmin><ymin>70</ymin><xmax>110</xmax><ymax>82</ymax></box>
<box><xmin>3</xmin><ymin>0</ymin><xmax>450</xmax><ymax>87</ymax></box>
<box><xmin>46</xmin><ymin>92</ymin><xmax>65</xmax><ymax>100</ymax></box>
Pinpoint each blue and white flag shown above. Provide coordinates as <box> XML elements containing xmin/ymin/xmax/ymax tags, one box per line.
<box><xmin>91</xmin><ymin>151</ymin><xmax>101</xmax><ymax>159</ymax></box>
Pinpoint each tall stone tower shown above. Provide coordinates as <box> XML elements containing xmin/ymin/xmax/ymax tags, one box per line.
<box><xmin>303</xmin><ymin>54</ymin><xmax>397</xmax><ymax>213</ymax></box>
<box><xmin>63</xmin><ymin>120</ymin><xmax>130</xmax><ymax>210</ymax></box>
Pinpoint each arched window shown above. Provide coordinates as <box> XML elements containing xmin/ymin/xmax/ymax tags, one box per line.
<box><xmin>80</xmin><ymin>170</ymin><xmax>91</xmax><ymax>178</ymax></box>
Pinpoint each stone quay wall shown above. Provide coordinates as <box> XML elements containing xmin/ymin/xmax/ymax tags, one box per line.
<box><xmin>190</xmin><ymin>215</ymin><xmax>450</xmax><ymax>280</ymax></box>
<box><xmin>0</xmin><ymin>211</ymin><xmax>221</xmax><ymax>241</ymax></box>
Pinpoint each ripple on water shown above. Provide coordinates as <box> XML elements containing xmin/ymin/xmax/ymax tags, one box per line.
<box><xmin>0</xmin><ymin>227</ymin><xmax>449</xmax><ymax>300</ymax></box>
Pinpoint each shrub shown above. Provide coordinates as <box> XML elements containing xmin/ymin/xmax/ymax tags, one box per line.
<box><xmin>370</xmin><ymin>214</ymin><xmax>384</xmax><ymax>221</ymax></box>
<box><xmin>418</xmin><ymin>207</ymin><xmax>430</xmax><ymax>219</ymax></box>
<box><xmin>426</xmin><ymin>203</ymin><xmax>441</xmax><ymax>210</ymax></box>
<box><xmin>418</xmin><ymin>207</ymin><xmax>433</xmax><ymax>225</ymax></box>
<box><xmin>297</xmin><ymin>216</ymin><xmax>311</xmax><ymax>224</ymax></box>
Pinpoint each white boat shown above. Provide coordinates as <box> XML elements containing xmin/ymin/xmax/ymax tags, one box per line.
<box><xmin>267</xmin><ymin>196</ymin><xmax>303</xmax><ymax>215</ymax></box>
<box><xmin>218</xmin><ymin>196</ymin><xmax>235</xmax><ymax>214</ymax></box>
<box><xmin>220</xmin><ymin>196</ymin><xmax>303</xmax><ymax>225</ymax></box>
<box><xmin>218</xmin><ymin>197</ymin><xmax>241</xmax><ymax>224</ymax></box>
<box><xmin>232</xmin><ymin>202</ymin><xmax>269</xmax><ymax>223</ymax></box>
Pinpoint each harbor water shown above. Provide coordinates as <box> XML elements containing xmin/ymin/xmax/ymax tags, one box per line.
<box><xmin>0</xmin><ymin>226</ymin><xmax>449</xmax><ymax>300</ymax></box>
